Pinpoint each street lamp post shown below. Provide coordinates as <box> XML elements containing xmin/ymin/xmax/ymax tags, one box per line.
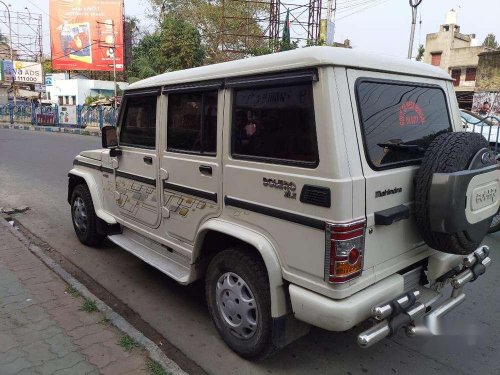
<box><xmin>0</xmin><ymin>1</ymin><xmax>15</xmax><ymax>104</ymax></box>
<box><xmin>407</xmin><ymin>0</ymin><xmax>423</xmax><ymax>59</ymax></box>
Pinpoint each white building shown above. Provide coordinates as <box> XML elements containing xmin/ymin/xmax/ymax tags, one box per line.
<box><xmin>44</xmin><ymin>73</ymin><xmax>128</xmax><ymax>106</ymax></box>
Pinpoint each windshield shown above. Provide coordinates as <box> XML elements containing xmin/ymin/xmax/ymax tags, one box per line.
<box><xmin>355</xmin><ymin>79</ymin><xmax>452</xmax><ymax>169</ymax></box>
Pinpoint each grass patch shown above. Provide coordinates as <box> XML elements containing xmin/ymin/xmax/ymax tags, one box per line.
<box><xmin>80</xmin><ymin>298</ymin><xmax>97</xmax><ymax>313</ymax></box>
<box><xmin>146</xmin><ymin>360</ymin><xmax>171</xmax><ymax>375</ymax></box>
<box><xmin>65</xmin><ymin>286</ymin><xmax>80</xmax><ymax>298</ymax></box>
<box><xmin>118</xmin><ymin>335</ymin><xmax>139</xmax><ymax>352</ymax></box>
<box><xmin>97</xmin><ymin>317</ymin><xmax>111</xmax><ymax>326</ymax></box>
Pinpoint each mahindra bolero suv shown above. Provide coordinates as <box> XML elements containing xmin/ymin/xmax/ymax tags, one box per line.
<box><xmin>67</xmin><ymin>47</ymin><xmax>498</xmax><ymax>359</ymax></box>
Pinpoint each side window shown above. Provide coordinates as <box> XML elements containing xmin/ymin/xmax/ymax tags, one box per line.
<box><xmin>231</xmin><ymin>83</ymin><xmax>318</xmax><ymax>166</ymax></box>
<box><xmin>167</xmin><ymin>91</ymin><xmax>217</xmax><ymax>155</ymax></box>
<box><xmin>119</xmin><ymin>95</ymin><xmax>157</xmax><ymax>148</ymax></box>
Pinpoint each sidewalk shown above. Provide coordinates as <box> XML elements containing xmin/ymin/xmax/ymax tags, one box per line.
<box><xmin>0</xmin><ymin>220</ymin><xmax>151</xmax><ymax>375</ymax></box>
<box><xmin>0</xmin><ymin>123</ymin><xmax>101</xmax><ymax>137</ymax></box>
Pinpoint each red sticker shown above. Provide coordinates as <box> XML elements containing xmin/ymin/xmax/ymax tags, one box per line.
<box><xmin>399</xmin><ymin>101</ymin><xmax>427</xmax><ymax>126</ymax></box>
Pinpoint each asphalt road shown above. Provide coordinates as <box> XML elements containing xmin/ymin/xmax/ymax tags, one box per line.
<box><xmin>1</xmin><ymin>127</ymin><xmax>499</xmax><ymax>375</ymax></box>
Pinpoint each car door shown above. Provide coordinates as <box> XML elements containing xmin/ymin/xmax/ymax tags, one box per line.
<box><xmin>159</xmin><ymin>84</ymin><xmax>223</xmax><ymax>244</ymax></box>
<box><xmin>113</xmin><ymin>90</ymin><xmax>161</xmax><ymax>229</ymax></box>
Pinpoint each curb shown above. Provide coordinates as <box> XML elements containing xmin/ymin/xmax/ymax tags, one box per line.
<box><xmin>0</xmin><ymin>218</ymin><xmax>188</xmax><ymax>375</ymax></box>
<box><xmin>1</xmin><ymin>123</ymin><xmax>101</xmax><ymax>137</ymax></box>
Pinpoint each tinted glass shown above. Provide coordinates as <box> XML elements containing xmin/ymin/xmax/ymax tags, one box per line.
<box><xmin>356</xmin><ymin>80</ymin><xmax>451</xmax><ymax>169</ymax></box>
<box><xmin>232</xmin><ymin>84</ymin><xmax>317</xmax><ymax>165</ymax></box>
<box><xmin>167</xmin><ymin>91</ymin><xmax>217</xmax><ymax>154</ymax></box>
<box><xmin>120</xmin><ymin>96</ymin><xmax>157</xmax><ymax>148</ymax></box>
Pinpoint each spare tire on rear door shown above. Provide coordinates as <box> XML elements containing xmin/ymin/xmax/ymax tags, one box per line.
<box><xmin>415</xmin><ymin>132</ymin><xmax>500</xmax><ymax>255</ymax></box>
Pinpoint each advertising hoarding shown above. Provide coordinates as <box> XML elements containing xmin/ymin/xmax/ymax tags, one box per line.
<box><xmin>1</xmin><ymin>61</ymin><xmax>43</xmax><ymax>84</ymax></box>
<box><xmin>49</xmin><ymin>0</ymin><xmax>124</xmax><ymax>71</ymax></box>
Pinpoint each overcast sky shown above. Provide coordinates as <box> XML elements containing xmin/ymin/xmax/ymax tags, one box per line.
<box><xmin>11</xmin><ymin>0</ymin><xmax>500</xmax><ymax>60</ymax></box>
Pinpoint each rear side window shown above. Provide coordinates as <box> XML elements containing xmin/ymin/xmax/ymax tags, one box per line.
<box><xmin>356</xmin><ymin>79</ymin><xmax>451</xmax><ymax>169</ymax></box>
<box><xmin>167</xmin><ymin>91</ymin><xmax>217</xmax><ymax>155</ymax></box>
<box><xmin>120</xmin><ymin>96</ymin><xmax>157</xmax><ymax>148</ymax></box>
<box><xmin>231</xmin><ymin>83</ymin><xmax>318</xmax><ymax>167</ymax></box>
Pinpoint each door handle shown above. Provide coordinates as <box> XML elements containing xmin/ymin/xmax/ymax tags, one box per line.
<box><xmin>143</xmin><ymin>156</ymin><xmax>153</xmax><ymax>165</ymax></box>
<box><xmin>199</xmin><ymin>165</ymin><xmax>212</xmax><ymax>176</ymax></box>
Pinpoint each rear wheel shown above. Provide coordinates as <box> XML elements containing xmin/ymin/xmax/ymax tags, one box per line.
<box><xmin>205</xmin><ymin>248</ymin><xmax>277</xmax><ymax>360</ymax></box>
<box><xmin>71</xmin><ymin>184</ymin><xmax>104</xmax><ymax>246</ymax></box>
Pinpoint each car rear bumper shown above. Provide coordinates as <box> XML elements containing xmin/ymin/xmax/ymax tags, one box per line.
<box><xmin>289</xmin><ymin>273</ymin><xmax>404</xmax><ymax>331</ymax></box>
<box><xmin>289</xmin><ymin>246</ymin><xmax>491</xmax><ymax>340</ymax></box>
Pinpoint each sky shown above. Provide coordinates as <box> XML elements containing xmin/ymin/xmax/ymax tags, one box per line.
<box><xmin>8</xmin><ymin>0</ymin><xmax>500</xmax><ymax>60</ymax></box>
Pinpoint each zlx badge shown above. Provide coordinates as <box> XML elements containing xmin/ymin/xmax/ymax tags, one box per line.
<box><xmin>263</xmin><ymin>177</ymin><xmax>297</xmax><ymax>199</ymax></box>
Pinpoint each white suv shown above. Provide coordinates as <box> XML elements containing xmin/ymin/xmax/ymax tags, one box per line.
<box><xmin>68</xmin><ymin>47</ymin><xmax>498</xmax><ymax>359</ymax></box>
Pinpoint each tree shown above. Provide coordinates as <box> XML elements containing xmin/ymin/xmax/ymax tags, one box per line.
<box><xmin>416</xmin><ymin>44</ymin><xmax>425</xmax><ymax>61</ymax></box>
<box><xmin>127</xmin><ymin>17</ymin><xmax>205</xmax><ymax>81</ymax></box>
<box><xmin>124</xmin><ymin>16</ymin><xmax>141</xmax><ymax>66</ymax></box>
<box><xmin>483</xmin><ymin>33</ymin><xmax>498</xmax><ymax>49</ymax></box>
<box><xmin>145</xmin><ymin>0</ymin><xmax>267</xmax><ymax>63</ymax></box>
<box><xmin>42</xmin><ymin>58</ymin><xmax>53</xmax><ymax>74</ymax></box>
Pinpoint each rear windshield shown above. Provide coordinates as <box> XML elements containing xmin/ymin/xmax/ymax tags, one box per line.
<box><xmin>355</xmin><ymin>79</ymin><xmax>451</xmax><ymax>169</ymax></box>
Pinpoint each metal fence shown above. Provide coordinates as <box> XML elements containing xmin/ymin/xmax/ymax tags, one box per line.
<box><xmin>0</xmin><ymin>103</ymin><xmax>119</xmax><ymax>129</ymax></box>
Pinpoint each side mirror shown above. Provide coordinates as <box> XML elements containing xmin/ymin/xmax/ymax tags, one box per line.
<box><xmin>102</xmin><ymin>126</ymin><xmax>118</xmax><ymax>148</ymax></box>
<box><xmin>102</xmin><ymin>126</ymin><xmax>121</xmax><ymax>156</ymax></box>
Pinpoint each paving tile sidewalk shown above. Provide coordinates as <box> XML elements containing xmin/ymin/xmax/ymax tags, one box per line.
<box><xmin>0</xmin><ymin>221</ymin><xmax>150</xmax><ymax>375</ymax></box>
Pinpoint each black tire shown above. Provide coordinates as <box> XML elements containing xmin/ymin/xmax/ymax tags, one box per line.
<box><xmin>70</xmin><ymin>184</ymin><xmax>104</xmax><ymax>246</ymax></box>
<box><xmin>415</xmin><ymin>132</ymin><xmax>492</xmax><ymax>255</ymax></box>
<box><xmin>205</xmin><ymin>248</ymin><xmax>277</xmax><ymax>360</ymax></box>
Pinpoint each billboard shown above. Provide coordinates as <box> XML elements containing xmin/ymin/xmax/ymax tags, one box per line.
<box><xmin>49</xmin><ymin>0</ymin><xmax>124</xmax><ymax>71</ymax></box>
<box><xmin>1</xmin><ymin>61</ymin><xmax>43</xmax><ymax>84</ymax></box>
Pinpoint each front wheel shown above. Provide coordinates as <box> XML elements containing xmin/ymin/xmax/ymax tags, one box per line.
<box><xmin>71</xmin><ymin>184</ymin><xmax>104</xmax><ymax>246</ymax></box>
<box><xmin>205</xmin><ymin>248</ymin><xmax>277</xmax><ymax>360</ymax></box>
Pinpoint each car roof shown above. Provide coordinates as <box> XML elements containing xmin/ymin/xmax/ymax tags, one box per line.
<box><xmin>127</xmin><ymin>46</ymin><xmax>452</xmax><ymax>91</ymax></box>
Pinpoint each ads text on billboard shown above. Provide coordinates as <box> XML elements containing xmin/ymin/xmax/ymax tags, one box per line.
<box><xmin>49</xmin><ymin>0</ymin><xmax>124</xmax><ymax>71</ymax></box>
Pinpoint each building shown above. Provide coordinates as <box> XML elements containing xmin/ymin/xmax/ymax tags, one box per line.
<box><xmin>472</xmin><ymin>50</ymin><xmax>500</xmax><ymax>117</ymax></box>
<box><xmin>44</xmin><ymin>74</ymin><xmax>128</xmax><ymax>106</ymax></box>
<box><xmin>422</xmin><ymin>9</ymin><xmax>493</xmax><ymax>109</ymax></box>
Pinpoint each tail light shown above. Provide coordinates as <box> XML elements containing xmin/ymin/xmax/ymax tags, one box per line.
<box><xmin>325</xmin><ymin>219</ymin><xmax>366</xmax><ymax>283</ymax></box>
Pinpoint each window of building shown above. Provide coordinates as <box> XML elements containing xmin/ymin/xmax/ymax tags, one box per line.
<box><xmin>451</xmin><ymin>69</ymin><xmax>461</xmax><ymax>86</ymax></box>
<box><xmin>167</xmin><ymin>91</ymin><xmax>217</xmax><ymax>155</ymax></box>
<box><xmin>119</xmin><ymin>95</ymin><xmax>157</xmax><ymax>149</ymax></box>
<box><xmin>355</xmin><ymin>80</ymin><xmax>451</xmax><ymax>169</ymax></box>
<box><xmin>431</xmin><ymin>52</ymin><xmax>442</xmax><ymax>66</ymax></box>
<box><xmin>47</xmin><ymin>92</ymin><xmax>51</xmax><ymax>100</ymax></box>
<box><xmin>58</xmin><ymin>96</ymin><xmax>63</xmax><ymax>105</ymax></box>
<box><xmin>71</xmin><ymin>96</ymin><xmax>76</xmax><ymax>105</ymax></box>
<box><xmin>231</xmin><ymin>83</ymin><xmax>318</xmax><ymax>166</ymax></box>
<box><xmin>465</xmin><ymin>67</ymin><xmax>476</xmax><ymax>82</ymax></box>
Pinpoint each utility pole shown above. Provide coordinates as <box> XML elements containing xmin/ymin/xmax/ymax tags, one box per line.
<box><xmin>407</xmin><ymin>0</ymin><xmax>422</xmax><ymax>59</ymax></box>
<box><xmin>111</xmin><ymin>20</ymin><xmax>117</xmax><ymax>109</ymax></box>
<box><xmin>97</xmin><ymin>19</ymin><xmax>118</xmax><ymax>108</ymax></box>
<box><xmin>0</xmin><ymin>1</ymin><xmax>15</xmax><ymax>104</ymax></box>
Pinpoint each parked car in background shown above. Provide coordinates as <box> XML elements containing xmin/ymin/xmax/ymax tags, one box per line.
<box><xmin>461</xmin><ymin>109</ymin><xmax>499</xmax><ymax>144</ymax></box>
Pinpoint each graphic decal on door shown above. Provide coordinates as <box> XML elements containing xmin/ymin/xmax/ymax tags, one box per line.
<box><xmin>164</xmin><ymin>191</ymin><xmax>215</xmax><ymax>219</ymax></box>
<box><xmin>116</xmin><ymin>177</ymin><xmax>157</xmax><ymax>223</ymax></box>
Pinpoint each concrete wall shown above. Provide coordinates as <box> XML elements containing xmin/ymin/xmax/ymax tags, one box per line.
<box><xmin>476</xmin><ymin>51</ymin><xmax>500</xmax><ymax>92</ymax></box>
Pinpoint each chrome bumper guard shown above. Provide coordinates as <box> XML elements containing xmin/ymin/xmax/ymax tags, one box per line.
<box><xmin>358</xmin><ymin>246</ymin><xmax>491</xmax><ymax>348</ymax></box>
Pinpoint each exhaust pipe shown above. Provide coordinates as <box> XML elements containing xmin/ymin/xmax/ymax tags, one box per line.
<box><xmin>358</xmin><ymin>302</ymin><xmax>426</xmax><ymax>348</ymax></box>
<box><xmin>371</xmin><ymin>290</ymin><xmax>420</xmax><ymax>321</ymax></box>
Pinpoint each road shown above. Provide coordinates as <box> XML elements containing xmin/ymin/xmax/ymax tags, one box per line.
<box><xmin>1</xmin><ymin>127</ymin><xmax>499</xmax><ymax>375</ymax></box>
